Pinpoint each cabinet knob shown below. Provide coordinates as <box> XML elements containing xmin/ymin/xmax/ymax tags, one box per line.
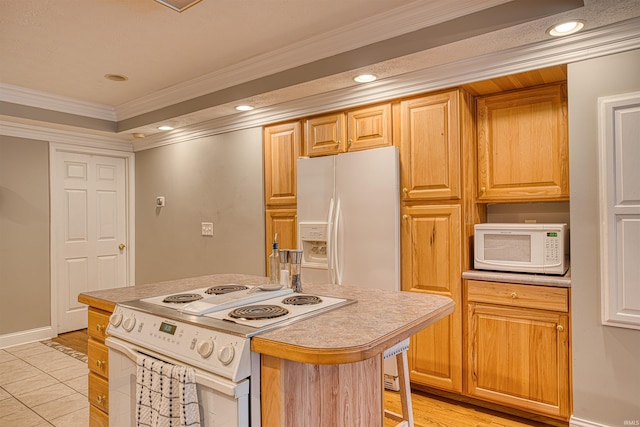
<box><xmin>480</xmin><ymin>187</ymin><xmax>486</xmax><ymax>194</ymax></box>
<box><xmin>511</xmin><ymin>292</ymin><xmax>517</xmax><ymax>299</ymax></box>
<box><xmin>557</xmin><ymin>325</ymin><xmax>564</xmax><ymax>332</ymax></box>
<box><xmin>402</xmin><ymin>214</ymin><xmax>409</xmax><ymax>220</ymax></box>
<box><xmin>96</xmin><ymin>324</ymin><xmax>105</xmax><ymax>333</ymax></box>
<box><xmin>96</xmin><ymin>360</ymin><xmax>106</xmax><ymax>369</ymax></box>
<box><xmin>336</xmin><ymin>140</ymin><xmax>340</xmax><ymax>145</ymax></box>
<box><xmin>119</xmin><ymin>243</ymin><xmax>126</xmax><ymax>250</ymax></box>
<box><xmin>97</xmin><ymin>395</ymin><xmax>106</xmax><ymax>405</ymax></box>
<box><xmin>402</xmin><ymin>187</ymin><xmax>408</xmax><ymax>194</ymax></box>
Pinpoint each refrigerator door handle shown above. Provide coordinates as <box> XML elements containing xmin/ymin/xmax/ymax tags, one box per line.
<box><xmin>326</xmin><ymin>197</ymin><xmax>335</xmax><ymax>284</ymax></box>
<box><xmin>334</xmin><ymin>198</ymin><xmax>342</xmax><ymax>285</ymax></box>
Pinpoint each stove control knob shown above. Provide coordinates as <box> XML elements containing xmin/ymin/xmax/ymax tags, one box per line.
<box><xmin>110</xmin><ymin>313</ymin><xmax>123</xmax><ymax>328</ymax></box>
<box><xmin>196</xmin><ymin>339</ymin><xmax>214</xmax><ymax>359</ymax></box>
<box><xmin>217</xmin><ymin>345</ymin><xmax>235</xmax><ymax>365</ymax></box>
<box><xmin>122</xmin><ymin>316</ymin><xmax>136</xmax><ymax>332</ymax></box>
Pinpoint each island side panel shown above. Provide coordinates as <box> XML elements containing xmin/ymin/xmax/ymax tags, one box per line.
<box><xmin>261</xmin><ymin>354</ymin><xmax>383</xmax><ymax>426</ymax></box>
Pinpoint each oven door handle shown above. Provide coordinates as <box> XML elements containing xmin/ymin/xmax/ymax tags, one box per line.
<box><xmin>105</xmin><ymin>336</ymin><xmax>249</xmax><ymax>398</ymax></box>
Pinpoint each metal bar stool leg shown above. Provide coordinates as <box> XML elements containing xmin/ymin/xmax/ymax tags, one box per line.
<box><xmin>383</xmin><ymin>339</ymin><xmax>414</xmax><ymax>427</ymax></box>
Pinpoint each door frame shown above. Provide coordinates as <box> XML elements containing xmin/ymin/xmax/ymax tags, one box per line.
<box><xmin>49</xmin><ymin>143</ymin><xmax>135</xmax><ymax>335</ymax></box>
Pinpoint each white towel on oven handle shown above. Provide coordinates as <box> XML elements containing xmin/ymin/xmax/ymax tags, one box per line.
<box><xmin>136</xmin><ymin>354</ymin><xmax>201</xmax><ymax>427</ymax></box>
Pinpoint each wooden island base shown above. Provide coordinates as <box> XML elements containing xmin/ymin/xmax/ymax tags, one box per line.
<box><xmin>261</xmin><ymin>354</ymin><xmax>383</xmax><ymax>426</ymax></box>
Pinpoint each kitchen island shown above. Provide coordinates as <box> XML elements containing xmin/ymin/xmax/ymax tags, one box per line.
<box><xmin>79</xmin><ymin>273</ymin><xmax>455</xmax><ymax>426</ymax></box>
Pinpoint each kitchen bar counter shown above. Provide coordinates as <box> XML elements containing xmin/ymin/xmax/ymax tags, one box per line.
<box><xmin>78</xmin><ymin>273</ymin><xmax>454</xmax><ymax>364</ymax></box>
<box><xmin>79</xmin><ymin>273</ymin><xmax>454</xmax><ymax>427</ymax></box>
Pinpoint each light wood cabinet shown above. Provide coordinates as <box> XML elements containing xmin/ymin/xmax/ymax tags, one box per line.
<box><xmin>400</xmin><ymin>90</ymin><xmax>463</xmax><ymax>201</ymax></box>
<box><xmin>264</xmin><ymin>121</ymin><xmax>301</xmax><ymax>206</ymax></box>
<box><xmin>87</xmin><ymin>307</ymin><xmax>111</xmax><ymax>424</ymax></box>
<box><xmin>265</xmin><ymin>208</ymin><xmax>297</xmax><ymax>276</ymax></box>
<box><xmin>465</xmin><ymin>280</ymin><xmax>571</xmax><ymax>420</ymax></box>
<box><xmin>346</xmin><ymin>103</ymin><xmax>393</xmax><ymax>152</ymax></box>
<box><xmin>304</xmin><ymin>112</ymin><xmax>346</xmax><ymax>157</ymax></box>
<box><xmin>476</xmin><ymin>84</ymin><xmax>569</xmax><ymax>202</ymax></box>
<box><xmin>401</xmin><ymin>204</ymin><xmax>462</xmax><ymax>392</ymax></box>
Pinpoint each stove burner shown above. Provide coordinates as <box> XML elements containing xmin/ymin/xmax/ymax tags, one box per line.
<box><xmin>162</xmin><ymin>293</ymin><xmax>204</xmax><ymax>304</ymax></box>
<box><xmin>282</xmin><ymin>295</ymin><xmax>323</xmax><ymax>305</ymax></box>
<box><xmin>205</xmin><ymin>285</ymin><xmax>249</xmax><ymax>295</ymax></box>
<box><xmin>228</xmin><ymin>305</ymin><xmax>289</xmax><ymax>320</ymax></box>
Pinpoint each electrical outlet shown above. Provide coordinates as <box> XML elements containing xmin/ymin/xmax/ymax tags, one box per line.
<box><xmin>201</xmin><ymin>222</ymin><xmax>214</xmax><ymax>236</ymax></box>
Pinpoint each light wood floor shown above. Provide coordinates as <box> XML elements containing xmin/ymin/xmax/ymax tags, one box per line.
<box><xmin>56</xmin><ymin>330</ymin><xmax>555</xmax><ymax>426</ymax></box>
<box><xmin>384</xmin><ymin>389</ymin><xmax>557</xmax><ymax>427</ymax></box>
<box><xmin>52</xmin><ymin>329</ymin><xmax>88</xmax><ymax>354</ymax></box>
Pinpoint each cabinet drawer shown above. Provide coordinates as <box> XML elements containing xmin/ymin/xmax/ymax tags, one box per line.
<box><xmin>88</xmin><ymin>338</ymin><xmax>109</xmax><ymax>377</ymax></box>
<box><xmin>89</xmin><ymin>403</ymin><xmax>109</xmax><ymax>427</ymax></box>
<box><xmin>88</xmin><ymin>307</ymin><xmax>111</xmax><ymax>341</ymax></box>
<box><xmin>89</xmin><ymin>371</ymin><xmax>109</xmax><ymax>413</ymax></box>
<box><xmin>466</xmin><ymin>280</ymin><xmax>568</xmax><ymax>312</ymax></box>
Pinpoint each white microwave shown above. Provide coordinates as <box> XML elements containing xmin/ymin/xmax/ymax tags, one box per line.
<box><xmin>474</xmin><ymin>223</ymin><xmax>569</xmax><ymax>275</ymax></box>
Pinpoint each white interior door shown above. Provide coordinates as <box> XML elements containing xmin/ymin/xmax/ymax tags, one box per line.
<box><xmin>54</xmin><ymin>150</ymin><xmax>128</xmax><ymax>333</ymax></box>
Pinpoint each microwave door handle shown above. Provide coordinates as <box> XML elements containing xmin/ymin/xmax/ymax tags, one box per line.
<box><xmin>326</xmin><ymin>197</ymin><xmax>335</xmax><ymax>284</ymax></box>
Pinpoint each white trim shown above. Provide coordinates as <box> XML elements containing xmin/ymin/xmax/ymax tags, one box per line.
<box><xmin>570</xmin><ymin>415</ymin><xmax>614</xmax><ymax>427</ymax></box>
<box><xmin>0</xmin><ymin>327</ymin><xmax>54</xmax><ymax>349</ymax></box>
<box><xmin>132</xmin><ymin>18</ymin><xmax>640</xmax><ymax>152</ymax></box>
<box><xmin>0</xmin><ymin>120</ymin><xmax>132</xmax><ymax>152</ymax></box>
<box><xmin>598</xmin><ymin>90</ymin><xmax>640</xmax><ymax>330</ymax></box>
<box><xmin>49</xmin><ymin>143</ymin><xmax>135</xmax><ymax>335</ymax></box>
<box><xmin>0</xmin><ymin>83</ymin><xmax>117</xmax><ymax>121</ymax></box>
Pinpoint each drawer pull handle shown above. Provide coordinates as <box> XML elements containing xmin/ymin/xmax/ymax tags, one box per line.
<box><xmin>511</xmin><ymin>292</ymin><xmax>517</xmax><ymax>299</ymax></box>
<box><xmin>557</xmin><ymin>325</ymin><xmax>564</xmax><ymax>332</ymax></box>
<box><xmin>96</xmin><ymin>360</ymin><xmax>106</xmax><ymax>369</ymax></box>
<box><xmin>97</xmin><ymin>395</ymin><xmax>106</xmax><ymax>405</ymax></box>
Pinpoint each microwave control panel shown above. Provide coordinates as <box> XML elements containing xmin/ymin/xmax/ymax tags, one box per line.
<box><xmin>545</xmin><ymin>232</ymin><xmax>561</xmax><ymax>262</ymax></box>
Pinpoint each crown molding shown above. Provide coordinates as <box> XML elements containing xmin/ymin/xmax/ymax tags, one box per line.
<box><xmin>0</xmin><ymin>120</ymin><xmax>132</xmax><ymax>152</ymax></box>
<box><xmin>115</xmin><ymin>0</ymin><xmax>508</xmax><ymax>120</ymax></box>
<box><xmin>0</xmin><ymin>83</ymin><xmax>117</xmax><ymax>122</ymax></box>
<box><xmin>132</xmin><ymin>17</ymin><xmax>640</xmax><ymax>152</ymax></box>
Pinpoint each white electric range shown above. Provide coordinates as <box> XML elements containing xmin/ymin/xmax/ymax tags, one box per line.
<box><xmin>105</xmin><ymin>283</ymin><xmax>354</xmax><ymax>427</ymax></box>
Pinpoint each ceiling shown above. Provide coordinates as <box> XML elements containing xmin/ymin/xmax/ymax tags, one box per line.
<box><xmin>1</xmin><ymin>0</ymin><xmax>640</xmax><ymax>146</ymax></box>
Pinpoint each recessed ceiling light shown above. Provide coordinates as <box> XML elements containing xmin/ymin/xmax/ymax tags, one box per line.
<box><xmin>104</xmin><ymin>73</ymin><xmax>128</xmax><ymax>82</ymax></box>
<box><xmin>235</xmin><ymin>105</ymin><xmax>254</xmax><ymax>111</ymax></box>
<box><xmin>354</xmin><ymin>74</ymin><xmax>377</xmax><ymax>83</ymax></box>
<box><xmin>157</xmin><ymin>125</ymin><xmax>174</xmax><ymax>131</ymax></box>
<box><xmin>547</xmin><ymin>20</ymin><xmax>585</xmax><ymax>37</ymax></box>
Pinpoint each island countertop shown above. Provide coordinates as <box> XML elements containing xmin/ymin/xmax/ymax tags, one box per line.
<box><xmin>78</xmin><ymin>273</ymin><xmax>455</xmax><ymax>365</ymax></box>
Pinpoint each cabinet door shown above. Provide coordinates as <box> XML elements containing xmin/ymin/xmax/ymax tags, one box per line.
<box><xmin>466</xmin><ymin>302</ymin><xmax>570</xmax><ymax>420</ymax></box>
<box><xmin>305</xmin><ymin>113</ymin><xmax>346</xmax><ymax>157</ymax></box>
<box><xmin>401</xmin><ymin>204</ymin><xmax>462</xmax><ymax>392</ymax></box>
<box><xmin>265</xmin><ymin>209</ymin><xmax>297</xmax><ymax>276</ymax></box>
<box><xmin>264</xmin><ymin>122</ymin><xmax>301</xmax><ymax>206</ymax></box>
<box><xmin>476</xmin><ymin>84</ymin><xmax>569</xmax><ymax>202</ymax></box>
<box><xmin>400</xmin><ymin>90</ymin><xmax>461</xmax><ymax>201</ymax></box>
<box><xmin>347</xmin><ymin>103</ymin><xmax>393</xmax><ymax>151</ymax></box>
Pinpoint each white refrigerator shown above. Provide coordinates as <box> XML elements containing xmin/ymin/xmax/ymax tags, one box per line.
<box><xmin>296</xmin><ymin>146</ymin><xmax>402</xmax><ymax>389</ymax></box>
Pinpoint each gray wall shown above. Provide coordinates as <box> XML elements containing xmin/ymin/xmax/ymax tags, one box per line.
<box><xmin>135</xmin><ymin>127</ymin><xmax>266</xmax><ymax>284</ymax></box>
<box><xmin>568</xmin><ymin>49</ymin><xmax>640</xmax><ymax>426</ymax></box>
<box><xmin>0</xmin><ymin>135</ymin><xmax>50</xmax><ymax>335</ymax></box>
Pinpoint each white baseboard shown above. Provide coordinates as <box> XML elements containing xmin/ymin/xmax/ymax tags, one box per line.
<box><xmin>0</xmin><ymin>327</ymin><xmax>54</xmax><ymax>349</ymax></box>
<box><xmin>571</xmin><ymin>415</ymin><xmax>612</xmax><ymax>427</ymax></box>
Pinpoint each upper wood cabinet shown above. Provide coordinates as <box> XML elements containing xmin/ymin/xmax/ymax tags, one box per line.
<box><xmin>346</xmin><ymin>103</ymin><xmax>393</xmax><ymax>152</ymax></box>
<box><xmin>476</xmin><ymin>84</ymin><xmax>569</xmax><ymax>202</ymax></box>
<box><xmin>305</xmin><ymin>103</ymin><xmax>393</xmax><ymax>157</ymax></box>
<box><xmin>401</xmin><ymin>204</ymin><xmax>462</xmax><ymax>392</ymax></box>
<box><xmin>304</xmin><ymin>113</ymin><xmax>346</xmax><ymax>157</ymax></box>
<box><xmin>400</xmin><ymin>90</ymin><xmax>466</xmax><ymax>201</ymax></box>
<box><xmin>264</xmin><ymin>121</ymin><xmax>301</xmax><ymax>207</ymax></box>
<box><xmin>465</xmin><ymin>280</ymin><xmax>571</xmax><ymax>420</ymax></box>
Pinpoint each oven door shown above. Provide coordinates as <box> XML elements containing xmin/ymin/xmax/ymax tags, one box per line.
<box><xmin>106</xmin><ymin>336</ymin><xmax>250</xmax><ymax>427</ymax></box>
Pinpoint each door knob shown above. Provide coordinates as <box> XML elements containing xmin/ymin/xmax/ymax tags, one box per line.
<box><xmin>118</xmin><ymin>244</ymin><xmax>126</xmax><ymax>250</ymax></box>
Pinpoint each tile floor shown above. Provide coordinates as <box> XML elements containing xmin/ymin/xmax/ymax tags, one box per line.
<box><xmin>0</xmin><ymin>341</ymin><xmax>88</xmax><ymax>426</ymax></box>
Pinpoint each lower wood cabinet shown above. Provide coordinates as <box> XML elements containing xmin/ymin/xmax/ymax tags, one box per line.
<box><xmin>265</xmin><ymin>208</ymin><xmax>297</xmax><ymax>276</ymax></box>
<box><xmin>464</xmin><ymin>280</ymin><xmax>571</xmax><ymax>421</ymax></box>
<box><xmin>401</xmin><ymin>204</ymin><xmax>462</xmax><ymax>392</ymax></box>
<box><xmin>87</xmin><ymin>306</ymin><xmax>112</xmax><ymax>425</ymax></box>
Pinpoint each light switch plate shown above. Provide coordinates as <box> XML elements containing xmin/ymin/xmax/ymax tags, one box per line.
<box><xmin>201</xmin><ymin>222</ymin><xmax>214</xmax><ymax>236</ymax></box>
